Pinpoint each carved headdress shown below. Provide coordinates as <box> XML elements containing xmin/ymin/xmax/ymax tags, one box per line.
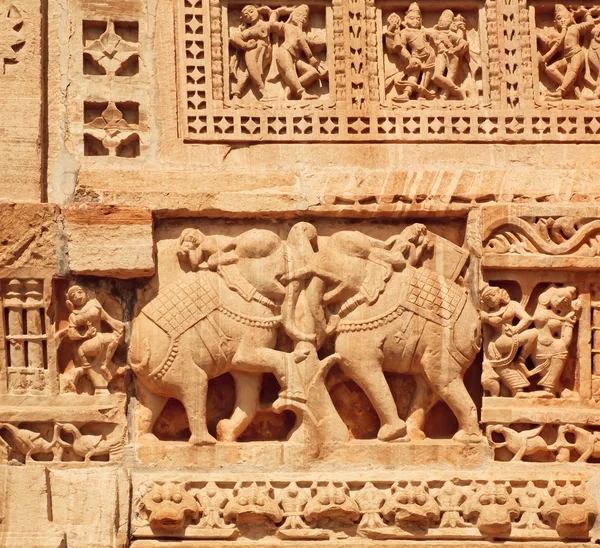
<box><xmin>405</xmin><ymin>2</ymin><xmax>421</xmax><ymax>18</ymax></box>
<box><xmin>436</xmin><ymin>9</ymin><xmax>455</xmax><ymax>29</ymax></box>
<box><xmin>554</xmin><ymin>4</ymin><xmax>574</xmax><ymax>25</ymax></box>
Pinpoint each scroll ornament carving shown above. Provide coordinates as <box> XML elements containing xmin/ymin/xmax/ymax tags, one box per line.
<box><xmin>480</xmin><ymin>284</ymin><xmax>581</xmax><ymax>398</ymax></box>
<box><xmin>485</xmin><ymin>217</ymin><xmax>600</xmax><ymax>256</ymax></box>
<box><xmin>132</xmin><ymin>479</ymin><xmax>598</xmax><ymax>540</ymax></box>
<box><xmin>128</xmin><ymin>222</ymin><xmax>482</xmax><ymax>447</ymax></box>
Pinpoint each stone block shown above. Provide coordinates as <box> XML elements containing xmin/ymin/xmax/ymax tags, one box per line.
<box><xmin>63</xmin><ymin>204</ymin><xmax>154</xmax><ymax>278</ymax></box>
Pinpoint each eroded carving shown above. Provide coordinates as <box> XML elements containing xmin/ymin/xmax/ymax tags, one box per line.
<box><xmin>138</xmin><ymin>481</ymin><xmax>201</xmax><ymax>532</ymax></box>
<box><xmin>228</xmin><ymin>4</ymin><xmax>328</xmax><ymax>103</ymax></box>
<box><xmin>0</xmin><ymin>3</ymin><xmax>24</xmax><ymax>74</ymax></box>
<box><xmin>1</xmin><ymin>279</ymin><xmax>50</xmax><ymax>394</ymax></box>
<box><xmin>58</xmin><ymin>284</ymin><xmax>125</xmax><ymax>394</ymax></box>
<box><xmin>383</xmin><ymin>3</ymin><xmax>478</xmax><ymax>102</ymax></box>
<box><xmin>481</xmin><ymin>284</ymin><xmax>581</xmax><ymax>398</ymax></box>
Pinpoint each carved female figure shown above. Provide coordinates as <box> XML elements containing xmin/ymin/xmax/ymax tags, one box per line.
<box><xmin>229</xmin><ymin>5</ymin><xmax>279</xmax><ymax>100</ymax></box>
<box><xmin>480</xmin><ymin>285</ymin><xmax>538</xmax><ymax>397</ymax></box>
<box><xmin>64</xmin><ymin>285</ymin><xmax>125</xmax><ymax>392</ymax></box>
<box><xmin>529</xmin><ymin>286</ymin><xmax>581</xmax><ymax>397</ymax></box>
<box><xmin>430</xmin><ymin>10</ymin><xmax>469</xmax><ymax>99</ymax></box>
<box><xmin>272</xmin><ymin>5</ymin><xmax>328</xmax><ymax>99</ymax></box>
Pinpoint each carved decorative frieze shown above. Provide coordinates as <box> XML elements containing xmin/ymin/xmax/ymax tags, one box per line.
<box><xmin>178</xmin><ymin>0</ymin><xmax>600</xmax><ymax>141</ymax></box>
<box><xmin>131</xmin><ymin>477</ymin><xmax>598</xmax><ymax>541</ymax></box>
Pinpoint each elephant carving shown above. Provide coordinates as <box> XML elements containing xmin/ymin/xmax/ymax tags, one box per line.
<box><xmin>129</xmin><ymin>225</ymin><xmax>318</xmax><ymax>445</ymax></box>
<box><xmin>317</xmin><ymin>224</ymin><xmax>482</xmax><ymax>443</ymax></box>
<box><xmin>129</xmin><ymin>222</ymin><xmax>483</xmax><ymax>447</ymax></box>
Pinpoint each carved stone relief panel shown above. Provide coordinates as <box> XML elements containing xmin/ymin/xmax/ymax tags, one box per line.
<box><xmin>130</xmin><ymin>474</ymin><xmax>598</xmax><ymax>542</ymax></box>
<box><xmin>532</xmin><ymin>2</ymin><xmax>600</xmax><ymax>102</ymax></box>
<box><xmin>226</xmin><ymin>2</ymin><xmax>332</xmax><ymax>105</ymax></box>
<box><xmin>480</xmin><ymin>205</ymin><xmax>600</xmax><ymax>463</ymax></box>
<box><xmin>177</xmin><ymin>0</ymin><xmax>600</xmax><ymax>141</ymax></box>
<box><xmin>128</xmin><ymin>218</ymin><xmax>487</xmax><ymax>469</ymax></box>
<box><xmin>379</xmin><ymin>1</ymin><xmax>487</xmax><ymax>106</ymax></box>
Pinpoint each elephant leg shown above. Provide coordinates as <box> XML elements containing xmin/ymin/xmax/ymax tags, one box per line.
<box><xmin>171</xmin><ymin>362</ymin><xmax>216</xmax><ymax>446</ymax></box>
<box><xmin>426</xmin><ymin>371</ymin><xmax>481</xmax><ymax>444</ymax></box>
<box><xmin>134</xmin><ymin>381</ymin><xmax>168</xmax><ymax>443</ymax></box>
<box><xmin>406</xmin><ymin>375</ymin><xmax>435</xmax><ymax>441</ymax></box>
<box><xmin>233</xmin><ymin>339</ymin><xmax>305</xmax><ymax>401</ymax></box>
<box><xmin>216</xmin><ymin>371</ymin><xmax>261</xmax><ymax>442</ymax></box>
<box><xmin>341</xmin><ymin>359</ymin><xmax>406</xmax><ymax>441</ymax></box>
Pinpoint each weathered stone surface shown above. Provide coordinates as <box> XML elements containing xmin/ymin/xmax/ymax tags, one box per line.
<box><xmin>0</xmin><ymin>202</ymin><xmax>58</xmax><ymax>275</ymax></box>
<box><xmin>63</xmin><ymin>204</ymin><xmax>154</xmax><ymax>277</ymax></box>
<box><xmin>4</xmin><ymin>0</ymin><xmax>600</xmax><ymax>546</ymax></box>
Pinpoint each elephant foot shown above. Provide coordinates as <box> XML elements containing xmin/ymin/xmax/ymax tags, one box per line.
<box><xmin>406</xmin><ymin>428</ymin><xmax>427</xmax><ymax>442</ymax></box>
<box><xmin>189</xmin><ymin>432</ymin><xmax>217</xmax><ymax>446</ymax></box>
<box><xmin>378</xmin><ymin>420</ymin><xmax>406</xmax><ymax>442</ymax></box>
<box><xmin>216</xmin><ymin>419</ymin><xmax>238</xmax><ymax>443</ymax></box>
<box><xmin>136</xmin><ymin>433</ymin><xmax>161</xmax><ymax>444</ymax></box>
<box><xmin>453</xmin><ymin>429</ymin><xmax>483</xmax><ymax>444</ymax></box>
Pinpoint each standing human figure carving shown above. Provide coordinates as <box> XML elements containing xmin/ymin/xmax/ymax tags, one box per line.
<box><xmin>480</xmin><ymin>285</ymin><xmax>538</xmax><ymax>397</ymax></box>
<box><xmin>430</xmin><ymin>9</ymin><xmax>469</xmax><ymax>99</ymax></box>
<box><xmin>229</xmin><ymin>5</ymin><xmax>279</xmax><ymax>101</ymax></box>
<box><xmin>537</xmin><ymin>4</ymin><xmax>594</xmax><ymax>99</ymax></box>
<box><xmin>529</xmin><ymin>286</ymin><xmax>581</xmax><ymax>397</ymax></box>
<box><xmin>63</xmin><ymin>285</ymin><xmax>125</xmax><ymax>393</ymax></box>
<box><xmin>272</xmin><ymin>4</ymin><xmax>328</xmax><ymax>99</ymax></box>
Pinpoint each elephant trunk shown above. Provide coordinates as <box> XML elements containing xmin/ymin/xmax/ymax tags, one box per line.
<box><xmin>281</xmin><ymin>278</ymin><xmax>316</xmax><ymax>344</ymax></box>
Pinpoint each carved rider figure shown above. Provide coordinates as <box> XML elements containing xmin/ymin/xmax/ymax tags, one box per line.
<box><xmin>537</xmin><ymin>4</ymin><xmax>594</xmax><ymax>99</ymax></box>
<box><xmin>480</xmin><ymin>284</ymin><xmax>538</xmax><ymax>397</ymax></box>
<box><xmin>63</xmin><ymin>284</ymin><xmax>125</xmax><ymax>393</ymax></box>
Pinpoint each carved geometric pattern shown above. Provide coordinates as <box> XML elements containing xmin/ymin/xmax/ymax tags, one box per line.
<box><xmin>180</xmin><ymin>0</ymin><xmax>600</xmax><ymax>142</ymax></box>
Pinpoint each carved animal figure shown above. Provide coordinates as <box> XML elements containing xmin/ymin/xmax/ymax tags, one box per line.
<box><xmin>129</xmin><ymin>225</ymin><xmax>317</xmax><ymax>445</ymax></box>
<box><xmin>0</xmin><ymin>423</ymin><xmax>68</xmax><ymax>462</ymax></box>
<box><xmin>318</xmin><ymin>225</ymin><xmax>482</xmax><ymax>442</ymax></box>
<box><xmin>59</xmin><ymin>423</ymin><xmax>122</xmax><ymax>462</ymax></box>
<box><xmin>485</xmin><ymin>424</ymin><xmax>548</xmax><ymax>461</ymax></box>
<box><xmin>551</xmin><ymin>424</ymin><xmax>600</xmax><ymax>462</ymax></box>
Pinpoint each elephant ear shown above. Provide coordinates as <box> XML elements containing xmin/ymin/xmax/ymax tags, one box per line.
<box><xmin>359</xmin><ymin>256</ymin><xmax>393</xmax><ymax>305</ymax></box>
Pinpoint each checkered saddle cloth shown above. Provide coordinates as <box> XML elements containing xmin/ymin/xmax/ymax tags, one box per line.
<box><xmin>142</xmin><ymin>273</ymin><xmax>219</xmax><ymax>340</ymax></box>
